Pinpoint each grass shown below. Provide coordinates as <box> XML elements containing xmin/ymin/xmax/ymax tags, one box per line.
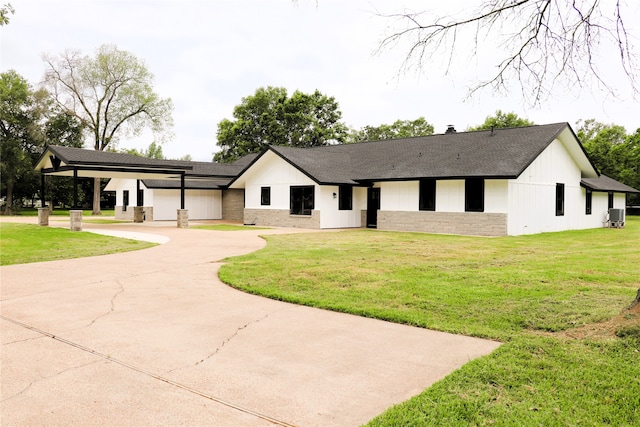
<box><xmin>0</xmin><ymin>223</ymin><xmax>156</xmax><ymax>265</ymax></box>
<box><xmin>218</xmin><ymin>217</ymin><xmax>640</xmax><ymax>426</ymax></box>
<box><xmin>6</xmin><ymin>208</ymin><xmax>116</xmax><ymax>216</ymax></box>
<box><xmin>191</xmin><ymin>224</ymin><xmax>270</xmax><ymax>231</ymax></box>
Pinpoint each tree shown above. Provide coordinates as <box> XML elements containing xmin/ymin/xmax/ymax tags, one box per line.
<box><xmin>379</xmin><ymin>1</ymin><xmax>638</xmax><ymax>103</ymax></box>
<box><xmin>0</xmin><ymin>3</ymin><xmax>14</xmax><ymax>26</ymax></box>
<box><xmin>467</xmin><ymin>110</ymin><xmax>534</xmax><ymax>131</ymax></box>
<box><xmin>577</xmin><ymin>119</ymin><xmax>640</xmax><ymax>205</ymax></box>
<box><xmin>349</xmin><ymin>117</ymin><xmax>434</xmax><ymax>142</ymax></box>
<box><xmin>0</xmin><ymin>70</ymin><xmax>46</xmax><ymax>214</ymax></box>
<box><xmin>214</xmin><ymin>86</ymin><xmax>348</xmax><ymax>162</ymax></box>
<box><xmin>42</xmin><ymin>44</ymin><xmax>174</xmax><ymax>214</ymax></box>
<box><xmin>119</xmin><ymin>141</ymin><xmax>165</xmax><ymax>159</ymax></box>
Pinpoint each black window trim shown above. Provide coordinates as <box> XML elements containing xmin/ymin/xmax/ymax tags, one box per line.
<box><xmin>465</xmin><ymin>178</ymin><xmax>484</xmax><ymax>213</ymax></box>
<box><xmin>260</xmin><ymin>186</ymin><xmax>271</xmax><ymax>206</ymax></box>
<box><xmin>290</xmin><ymin>185</ymin><xmax>314</xmax><ymax>216</ymax></box>
<box><xmin>419</xmin><ymin>178</ymin><xmax>436</xmax><ymax>211</ymax></box>
<box><xmin>338</xmin><ymin>185</ymin><xmax>353</xmax><ymax>211</ymax></box>
<box><xmin>556</xmin><ymin>183</ymin><xmax>565</xmax><ymax>216</ymax></box>
<box><xmin>585</xmin><ymin>188</ymin><xmax>592</xmax><ymax>215</ymax></box>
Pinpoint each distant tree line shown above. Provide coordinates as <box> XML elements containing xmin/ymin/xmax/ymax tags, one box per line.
<box><xmin>3</xmin><ymin>73</ymin><xmax>639</xmax><ymax>214</ymax></box>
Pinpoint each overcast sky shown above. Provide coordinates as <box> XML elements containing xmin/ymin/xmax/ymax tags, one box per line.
<box><xmin>2</xmin><ymin>0</ymin><xmax>639</xmax><ymax>161</ymax></box>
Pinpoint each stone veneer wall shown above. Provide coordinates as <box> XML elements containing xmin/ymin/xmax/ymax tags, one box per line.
<box><xmin>222</xmin><ymin>189</ymin><xmax>245</xmax><ymax>222</ymax></box>
<box><xmin>114</xmin><ymin>206</ymin><xmax>154</xmax><ymax>221</ymax></box>
<box><xmin>244</xmin><ymin>209</ymin><xmax>321</xmax><ymax>229</ymax></box>
<box><xmin>377</xmin><ymin>211</ymin><xmax>508</xmax><ymax>237</ymax></box>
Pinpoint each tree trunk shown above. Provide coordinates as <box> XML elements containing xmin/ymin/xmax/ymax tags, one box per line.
<box><xmin>4</xmin><ymin>181</ymin><xmax>14</xmax><ymax>216</ymax></box>
<box><xmin>629</xmin><ymin>288</ymin><xmax>640</xmax><ymax>310</ymax></box>
<box><xmin>92</xmin><ymin>176</ymin><xmax>101</xmax><ymax>215</ymax></box>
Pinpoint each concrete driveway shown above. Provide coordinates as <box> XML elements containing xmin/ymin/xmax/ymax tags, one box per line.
<box><xmin>1</xmin><ymin>219</ymin><xmax>500</xmax><ymax>426</ymax></box>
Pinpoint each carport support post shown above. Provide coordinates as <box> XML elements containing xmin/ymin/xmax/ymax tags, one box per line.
<box><xmin>70</xmin><ymin>168</ymin><xmax>83</xmax><ymax>231</ymax></box>
<box><xmin>38</xmin><ymin>174</ymin><xmax>49</xmax><ymax>226</ymax></box>
<box><xmin>177</xmin><ymin>173</ymin><xmax>188</xmax><ymax>228</ymax></box>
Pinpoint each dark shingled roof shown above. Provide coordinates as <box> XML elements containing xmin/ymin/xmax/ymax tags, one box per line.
<box><xmin>581</xmin><ymin>175</ymin><xmax>640</xmax><ymax>193</ymax></box>
<box><xmin>38</xmin><ymin>145</ymin><xmax>193</xmax><ymax>171</ymax></box>
<box><xmin>265</xmin><ymin>122</ymin><xmax>576</xmax><ymax>184</ymax></box>
<box><xmin>36</xmin><ymin>145</ymin><xmax>252</xmax><ymax>179</ymax></box>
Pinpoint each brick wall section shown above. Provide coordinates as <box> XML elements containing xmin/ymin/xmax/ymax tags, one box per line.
<box><xmin>222</xmin><ymin>189</ymin><xmax>245</xmax><ymax>222</ymax></box>
<box><xmin>244</xmin><ymin>209</ymin><xmax>321</xmax><ymax>228</ymax></box>
<box><xmin>114</xmin><ymin>206</ymin><xmax>153</xmax><ymax>221</ymax></box>
<box><xmin>377</xmin><ymin>211</ymin><xmax>508</xmax><ymax>236</ymax></box>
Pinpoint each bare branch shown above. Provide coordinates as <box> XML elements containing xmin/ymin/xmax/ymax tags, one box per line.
<box><xmin>377</xmin><ymin>0</ymin><xmax>638</xmax><ymax>104</ymax></box>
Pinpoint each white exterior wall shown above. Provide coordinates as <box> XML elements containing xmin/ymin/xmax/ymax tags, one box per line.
<box><xmin>379</xmin><ymin>179</ymin><xmax>508</xmax><ymax>213</ymax></box>
<box><xmin>243</xmin><ymin>151</ymin><xmax>316</xmax><ymax>210</ymax></box>
<box><xmin>508</xmin><ymin>139</ymin><xmax>584</xmax><ymax>235</ymax></box>
<box><xmin>241</xmin><ymin>151</ymin><xmax>367</xmax><ymax>229</ymax></box>
<box><xmin>105</xmin><ymin>178</ymin><xmax>221</xmax><ymax>221</ymax></box>
<box><xmin>153</xmin><ymin>189</ymin><xmax>221</xmax><ymax>220</ymax></box>
<box><xmin>317</xmin><ymin>186</ymin><xmax>366</xmax><ymax>228</ymax></box>
<box><xmin>106</xmin><ymin>178</ymin><xmax>144</xmax><ymax>208</ymax></box>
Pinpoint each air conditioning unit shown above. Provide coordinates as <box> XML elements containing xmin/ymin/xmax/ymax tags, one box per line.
<box><xmin>609</xmin><ymin>208</ymin><xmax>625</xmax><ymax>228</ymax></box>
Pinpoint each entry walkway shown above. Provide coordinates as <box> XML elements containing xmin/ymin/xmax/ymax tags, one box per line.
<box><xmin>1</xmin><ymin>220</ymin><xmax>500</xmax><ymax>426</ymax></box>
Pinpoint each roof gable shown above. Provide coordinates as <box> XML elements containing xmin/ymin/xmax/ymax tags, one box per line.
<box><xmin>247</xmin><ymin>123</ymin><xmax>597</xmax><ymax>183</ymax></box>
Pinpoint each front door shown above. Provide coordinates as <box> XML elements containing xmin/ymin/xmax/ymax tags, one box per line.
<box><xmin>366</xmin><ymin>187</ymin><xmax>380</xmax><ymax>228</ymax></box>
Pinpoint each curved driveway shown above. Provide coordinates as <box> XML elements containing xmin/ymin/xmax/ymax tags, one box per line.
<box><xmin>1</xmin><ymin>219</ymin><xmax>500</xmax><ymax>426</ymax></box>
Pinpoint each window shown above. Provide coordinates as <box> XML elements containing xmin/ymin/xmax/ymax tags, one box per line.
<box><xmin>555</xmin><ymin>183</ymin><xmax>565</xmax><ymax>216</ymax></box>
<box><xmin>465</xmin><ymin>179</ymin><xmax>484</xmax><ymax>212</ymax></box>
<box><xmin>338</xmin><ymin>185</ymin><xmax>352</xmax><ymax>210</ymax></box>
<box><xmin>290</xmin><ymin>186</ymin><xmax>314</xmax><ymax>215</ymax></box>
<box><xmin>419</xmin><ymin>179</ymin><xmax>436</xmax><ymax>211</ymax></box>
<box><xmin>585</xmin><ymin>189</ymin><xmax>592</xmax><ymax>215</ymax></box>
<box><xmin>608</xmin><ymin>192</ymin><xmax>614</xmax><ymax>209</ymax></box>
<box><xmin>260</xmin><ymin>187</ymin><xmax>271</xmax><ymax>206</ymax></box>
<box><xmin>123</xmin><ymin>190</ymin><xmax>129</xmax><ymax>212</ymax></box>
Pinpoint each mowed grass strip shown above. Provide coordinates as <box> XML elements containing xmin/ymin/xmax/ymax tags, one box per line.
<box><xmin>220</xmin><ymin>218</ymin><xmax>640</xmax><ymax>340</ymax></box>
<box><xmin>219</xmin><ymin>217</ymin><xmax>640</xmax><ymax>426</ymax></box>
<box><xmin>0</xmin><ymin>223</ymin><xmax>156</xmax><ymax>265</ymax></box>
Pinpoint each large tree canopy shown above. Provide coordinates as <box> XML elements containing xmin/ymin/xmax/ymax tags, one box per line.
<box><xmin>42</xmin><ymin>44</ymin><xmax>174</xmax><ymax>214</ymax></box>
<box><xmin>349</xmin><ymin>117</ymin><xmax>434</xmax><ymax>142</ymax></box>
<box><xmin>379</xmin><ymin>1</ymin><xmax>637</xmax><ymax>103</ymax></box>
<box><xmin>467</xmin><ymin>110</ymin><xmax>534</xmax><ymax>131</ymax></box>
<box><xmin>1</xmin><ymin>70</ymin><xmax>84</xmax><ymax>214</ymax></box>
<box><xmin>577</xmin><ymin>119</ymin><xmax>640</xmax><ymax>204</ymax></box>
<box><xmin>214</xmin><ymin>86</ymin><xmax>348</xmax><ymax>162</ymax></box>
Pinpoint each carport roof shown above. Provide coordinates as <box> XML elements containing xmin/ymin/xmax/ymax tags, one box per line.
<box><xmin>35</xmin><ymin>145</ymin><xmax>194</xmax><ymax>180</ymax></box>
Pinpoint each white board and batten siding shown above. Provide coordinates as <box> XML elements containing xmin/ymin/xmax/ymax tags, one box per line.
<box><xmin>242</xmin><ymin>150</ymin><xmax>366</xmax><ymax>228</ymax></box>
<box><xmin>379</xmin><ymin>180</ymin><xmax>509</xmax><ymax>213</ymax></box>
<box><xmin>105</xmin><ymin>178</ymin><xmax>222</xmax><ymax>221</ymax></box>
<box><xmin>152</xmin><ymin>189</ymin><xmax>221</xmax><ymax>220</ymax></box>
<box><xmin>508</xmin><ymin>138</ymin><xmax>591</xmax><ymax>235</ymax></box>
<box><xmin>317</xmin><ymin>186</ymin><xmax>366</xmax><ymax>228</ymax></box>
<box><xmin>243</xmin><ymin>151</ymin><xmax>316</xmax><ymax>210</ymax></box>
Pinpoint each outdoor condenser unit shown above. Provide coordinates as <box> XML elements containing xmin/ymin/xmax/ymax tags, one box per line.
<box><xmin>609</xmin><ymin>208</ymin><xmax>625</xmax><ymax>227</ymax></box>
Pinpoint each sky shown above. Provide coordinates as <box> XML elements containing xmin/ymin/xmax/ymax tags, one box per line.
<box><xmin>2</xmin><ymin>0</ymin><xmax>639</xmax><ymax>161</ymax></box>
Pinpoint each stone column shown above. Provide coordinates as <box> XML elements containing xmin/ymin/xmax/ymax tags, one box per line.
<box><xmin>37</xmin><ymin>207</ymin><xmax>49</xmax><ymax>226</ymax></box>
<box><xmin>177</xmin><ymin>209</ymin><xmax>189</xmax><ymax>228</ymax></box>
<box><xmin>133</xmin><ymin>206</ymin><xmax>145</xmax><ymax>223</ymax></box>
<box><xmin>70</xmin><ymin>210</ymin><xmax>83</xmax><ymax>231</ymax></box>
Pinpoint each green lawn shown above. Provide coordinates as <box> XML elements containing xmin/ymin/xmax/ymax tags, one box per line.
<box><xmin>6</xmin><ymin>208</ymin><xmax>116</xmax><ymax>216</ymax></box>
<box><xmin>0</xmin><ymin>223</ymin><xmax>156</xmax><ymax>265</ymax></box>
<box><xmin>219</xmin><ymin>217</ymin><xmax>640</xmax><ymax>426</ymax></box>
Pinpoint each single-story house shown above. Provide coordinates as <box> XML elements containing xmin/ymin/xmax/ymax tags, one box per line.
<box><xmin>41</xmin><ymin>122</ymin><xmax>639</xmax><ymax>236</ymax></box>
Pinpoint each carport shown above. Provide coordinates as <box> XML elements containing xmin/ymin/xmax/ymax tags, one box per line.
<box><xmin>34</xmin><ymin>145</ymin><xmax>193</xmax><ymax>229</ymax></box>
